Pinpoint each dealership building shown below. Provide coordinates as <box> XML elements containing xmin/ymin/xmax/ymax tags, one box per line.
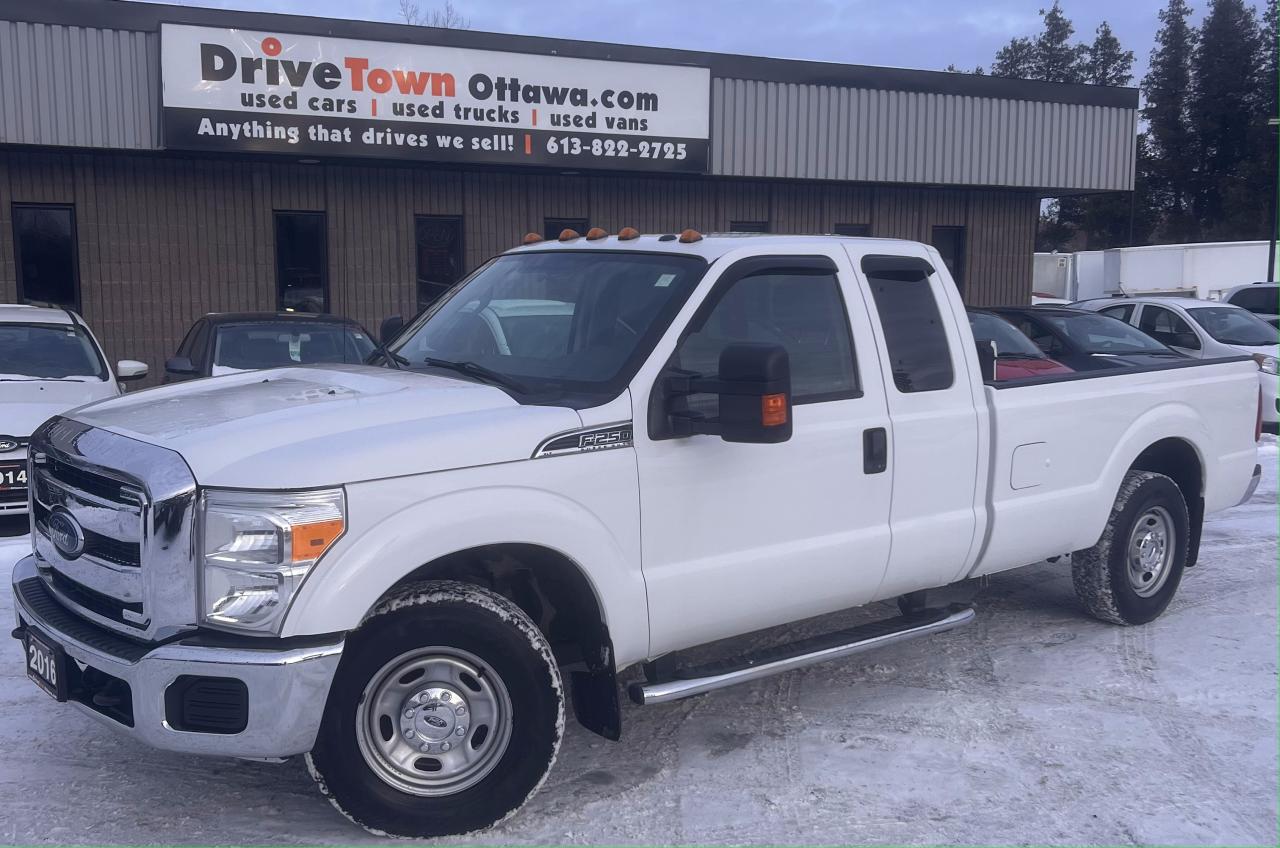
<box><xmin>0</xmin><ymin>0</ymin><xmax>1138</xmax><ymax>380</ymax></box>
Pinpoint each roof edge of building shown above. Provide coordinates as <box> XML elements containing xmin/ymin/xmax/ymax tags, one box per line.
<box><xmin>7</xmin><ymin>0</ymin><xmax>1139</xmax><ymax>110</ymax></box>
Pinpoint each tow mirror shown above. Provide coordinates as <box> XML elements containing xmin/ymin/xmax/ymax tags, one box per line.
<box><xmin>664</xmin><ymin>343</ymin><xmax>793</xmax><ymax>444</ymax></box>
<box><xmin>164</xmin><ymin>356</ymin><xmax>197</xmax><ymax>377</ymax></box>
<box><xmin>116</xmin><ymin>359</ymin><xmax>149</xmax><ymax>382</ymax></box>
<box><xmin>976</xmin><ymin>340</ymin><xmax>998</xmax><ymax>381</ymax></box>
<box><xmin>380</xmin><ymin>315</ymin><xmax>405</xmax><ymax>345</ymax></box>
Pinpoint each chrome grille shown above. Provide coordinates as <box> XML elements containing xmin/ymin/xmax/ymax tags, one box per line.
<box><xmin>29</xmin><ymin>416</ymin><xmax>199</xmax><ymax>642</ymax></box>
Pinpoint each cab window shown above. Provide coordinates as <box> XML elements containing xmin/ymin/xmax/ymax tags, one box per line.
<box><xmin>1099</xmin><ymin>304</ymin><xmax>1134</xmax><ymax>323</ymax></box>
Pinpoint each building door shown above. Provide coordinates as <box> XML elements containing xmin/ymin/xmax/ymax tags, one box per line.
<box><xmin>930</xmin><ymin>226</ymin><xmax>966</xmax><ymax>296</ymax></box>
<box><xmin>13</xmin><ymin>204</ymin><xmax>79</xmax><ymax>310</ymax></box>
<box><xmin>415</xmin><ymin>216</ymin><xmax>465</xmax><ymax>309</ymax></box>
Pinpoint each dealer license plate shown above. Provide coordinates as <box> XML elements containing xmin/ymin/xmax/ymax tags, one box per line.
<box><xmin>0</xmin><ymin>461</ymin><xmax>27</xmax><ymax>491</ymax></box>
<box><xmin>24</xmin><ymin>627</ymin><xmax>68</xmax><ymax>701</ymax></box>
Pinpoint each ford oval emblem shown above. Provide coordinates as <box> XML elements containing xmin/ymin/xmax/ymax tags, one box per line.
<box><xmin>0</xmin><ymin>437</ymin><xmax>18</xmax><ymax>453</ymax></box>
<box><xmin>47</xmin><ymin>508</ymin><xmax>87</xmax><ymax>560</ymax></box>
<box><xmin>423</xmin><ymin>715</ymin><xmax>448</xmax><ymax>729</ymax></box>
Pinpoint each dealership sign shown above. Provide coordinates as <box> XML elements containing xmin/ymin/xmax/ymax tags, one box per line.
<box><xmin>160</xmin><ymin>24</ymin><xmax>711</xmax><ymax>173</ymax></box>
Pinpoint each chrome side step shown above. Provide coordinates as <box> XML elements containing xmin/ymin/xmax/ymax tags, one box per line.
<box><xmin>629</xmin><ymin>604</ymin><xmax>976</xmax><ymax>706</ymax></box>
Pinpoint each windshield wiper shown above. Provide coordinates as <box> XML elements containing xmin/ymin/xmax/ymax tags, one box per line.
<box><xmin>0</xmin><ymin>376</ymin><xmax>88</xmax><ymax>382</ymax></box>
<box><xmin>418</xmin><ymin>357</ymin><xmax>528</xmax><ymax>394</ymax></box>
<box><xmin>367</xmin><ymin>344</ymin><xmax>409</xmax><ymax>369</ymax></box>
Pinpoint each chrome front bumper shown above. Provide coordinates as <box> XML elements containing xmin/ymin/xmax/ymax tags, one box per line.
<box><xmin>11</xmin><ymin>555</ymin><xmax>343</xmax><ymax>758</ymax></box>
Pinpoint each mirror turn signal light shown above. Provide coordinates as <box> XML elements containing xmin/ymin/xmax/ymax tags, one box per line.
<box><xmin>678</xmin><ymin>228</ymin><xmax>703</xmax><ymax>243</ymax></box>
<box><xmin>761</xmin><ymin>393</ymin><xmax>788</xmax><ymax>427</ymax></box>
<box><xmin>291</xmin><ymin>518</ymin><xmax>345</xmax><ymax>562</ymax></box>
<box><xmin>586</xmin><ymin>227</ymin><xmax>608</xmax><ymax>240</ymax></box>
<box><xmin>559</xmin><ymin>228</ymin><xmax>581</xmax><ymax>241</ymax></box>
<box><xmin>522</xmin><ymin>232</ymin><xmax>543</xmax><ymax>245</ymax></box>
<box><xmin>618</xmin><ymin>227</ymin><xmax>640</xmax><ymax>240</ymax></box>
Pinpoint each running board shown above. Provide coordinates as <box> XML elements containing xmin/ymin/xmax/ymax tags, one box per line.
<box><xmin>629</xmin><ymin>604</ymin><xmax>976</xmax><ymax>706</ymax></box>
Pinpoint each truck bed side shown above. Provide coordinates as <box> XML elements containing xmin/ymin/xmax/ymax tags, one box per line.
<box><xmin>971</xmin><ymin>359</ymin><xmax>1259</xmax><ymax>578</ymax></box>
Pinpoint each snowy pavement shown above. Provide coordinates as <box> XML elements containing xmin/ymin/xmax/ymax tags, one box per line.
<box><xmin>0</xmin><ymin>445</ymin><xmax>1275</xmax><ymax>845</ymax></box>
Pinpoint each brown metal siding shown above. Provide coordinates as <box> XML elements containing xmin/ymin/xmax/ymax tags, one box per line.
<box><xmin>0</xmin><ymin>149</ymin><xmax>1036</xmax><ymax>383</ymax></box>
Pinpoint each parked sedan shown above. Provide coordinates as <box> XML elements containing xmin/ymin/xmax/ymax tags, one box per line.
<box><xmin>1073</xmin><ymin>295</ymin><xmax>1278</xmax><ymax>433</ymax></box>
<box><xmin>989</xmin><ymin>306</ymin><xmax>1185</xmax><ymax>372</ymax></box>
<box><xmin>164</xmin><ymin>312</ymin><xmax>377</xmax><ymax>382</ymax></box>
<box><xmin>967</xmin><ymin>309</ymin><xmax>1073</xmax><ymax>379</ymax></box>
<box><xmin>1220</xmin><ymin>282</ymin><xmax>1279</xmax><ymax>328</ymax></box>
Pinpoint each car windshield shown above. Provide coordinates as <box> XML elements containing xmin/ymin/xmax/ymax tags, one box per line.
<box><xmin>390</xmin><ymin>251</ymin><xmax>707</xmax><ymax>402</ymax></box>
<box><xmin>0</xmin><ymin>322</ymin><xmax>107</xmax><ymax>380</ymax></box>
<box><xmin>1186</xmin><ymin>306</ymin><xmax>1278</xmax><ymax>347</ymax></box>
<box><xmin>1038</xmin><ymin>312</ymin><xmax>1171</xmax><ymax>354</ymax></box>
<box><xmin>213</xmin><ymin>322</ymin><xmax>376</xmax><ymax>370</ymax></box>
<box><xmin>968</xmin><ymin>311</ymin><xmax>1045</xmax><ymax>358</ymax></box>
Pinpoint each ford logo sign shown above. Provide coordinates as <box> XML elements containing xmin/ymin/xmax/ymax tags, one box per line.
<box><xmin>422</xmin><ymin>715</ymin><xmax>448</xmax><ymax>729</ymax></box>
<box><xmin>0</xmin><ymin>437</ymin><xmax>18</xmax><ymax>453</ymax></box>
<box><xmin>47</xmin><ymin>508</ymin><xmax>87</xmax><ymax>560</ymax></box>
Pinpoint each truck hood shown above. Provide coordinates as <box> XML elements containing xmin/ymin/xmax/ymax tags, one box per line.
<box><xmin>1</xmin><ymin>378</ymin><xmax>118</xmax><ymax>437</ymax></box>
<box><xmin>69</xmin><ymin>365</ymin><xmax>582</xmax><ymax>488</ymax></box>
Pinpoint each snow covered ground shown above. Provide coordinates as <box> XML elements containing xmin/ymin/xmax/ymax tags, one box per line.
<box><xmin>0</xmin><ymin>444</ymin><xmax>1275</xmax><ymax>845</ymax></box>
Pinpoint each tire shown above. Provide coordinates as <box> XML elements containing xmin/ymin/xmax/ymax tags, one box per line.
<box><xmin>306</xmin><ymin>580</ymin><xmax>564</xmax><ymax>837</ymax></box>
<box><xmin>1072</xmin><ymin>470</ymin><xmax>1189</xmax><ymax>625</ymax></box>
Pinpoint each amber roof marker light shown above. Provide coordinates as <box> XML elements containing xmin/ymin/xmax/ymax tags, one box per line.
<box><xmin>521</xmin><ymin>232</ymin><xmax>543</xmax><ymax>245</ymax></box>
<box><xmin>558</xmin><ymin>228</ymin><xmax>581</xmax><ymax>241</ymax></box>
<box><xmin>618</xmin><ymin>227</ymin><xmax>640</xmax><ymax>240</ymax></box>
<box><xmin>586</xmin><ymin>227</ymin><xmax>608</xmax><ymax>240</ymax></box>
<box><xmin>678</xmin><ymin>228</ymin><xmax>703</xmax><ymax>243</ymax></box>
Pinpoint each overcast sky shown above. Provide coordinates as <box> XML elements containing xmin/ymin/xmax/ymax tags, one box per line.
<box><xmin>145</xmin><ymin>0</ymin><xmax>1265</xmax><ymax>88</ymax></box>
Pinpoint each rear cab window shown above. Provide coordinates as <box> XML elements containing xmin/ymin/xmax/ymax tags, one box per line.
<box><xmin>861</xmin><ymin>255</ymin><xmax>954</xmax><ymax>392</ymax></box>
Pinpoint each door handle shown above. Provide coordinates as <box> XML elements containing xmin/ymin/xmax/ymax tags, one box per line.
<box><xmin>863</xmin><ymin>427</ymin><xmax>887</xmax><ymax>474</ymax></box>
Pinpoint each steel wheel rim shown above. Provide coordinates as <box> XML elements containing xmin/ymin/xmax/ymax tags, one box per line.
<box><xmin>355</xmin><ymin>646</ymin><xmax>513</xmax><ymax>797</ymax></box>
<box><xmin>1126</xmin><ymin>505</ymin><xmax>1175</xmax><ymax>598</ymax></box>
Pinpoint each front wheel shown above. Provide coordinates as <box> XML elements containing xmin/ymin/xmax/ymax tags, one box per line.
<box><xmin>1072</xmin><ymin>470</ymin><xmax>1189</xmax><ymax>625</ymax></box>
<box><xmin>307</xmin><ymin>581</ymin><xmax>563</xmax><ymax>837</ymax></box>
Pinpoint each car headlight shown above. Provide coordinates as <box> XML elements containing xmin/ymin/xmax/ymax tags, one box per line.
<box><xmin>200</xmin><ymin>488</ymin><xmax>345</xmax><ymax>634</ymax></box>
<box><xmin>1252</xmin><ymin>353</ymin><xmax>1279</xmax><ymax>375</ymax></box>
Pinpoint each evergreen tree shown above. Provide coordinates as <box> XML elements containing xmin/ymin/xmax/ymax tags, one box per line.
<box><xmin>991</xmin><ymin>37</ymin><xmax>1036</xmax><ymax>78</ymax></box>
<box><xmin>1083</xmin><ymin>22</ymin><xmax>1135</xmax><ymax>86</ymax></box>
<box><xmin>1190</xmin><ymin>0</ymin><xmax>1263</xmax><ymax>239</ymax></box>
<box><xmin>1032</xmin><ymin>2</ymin><xmax>1086</xmax><ymax>83</ymax></box>
<box><xmin>1142</xmin><ymin>0</ymin><xmax>1199</xmax><ymax>242</ymax></box>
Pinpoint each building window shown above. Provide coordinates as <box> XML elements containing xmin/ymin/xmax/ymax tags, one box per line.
<box><xmin>833</xmin><ymin>223</ymin><xmax>870</xmax><ymax>237</ymax></box>
<box><xmin>930</xmin><ymin>226</ymin><xmax>966</xmax><ymax>295</ymax></box>
<box><xmin>274</xmin><ymin>211</ymin><xmax>328</xmax><ymax>313</ymax></box>
<box><xmin>729</xmin><ymin>221</ymin><xmax>769</xmax><ymax>233</ymax></box>
<box><xmin>13</xmin><ymin>204</ymin><xmax>79</xmax><ymax>310</ymax></box>
<box><xmin>544</xmin><ymin>217</ymin><xmax>589</xmax><ymax>240</ymax></box>
<box><xmin>415</xmin><ymin>216</ymin><xmax>465</xmax><ymax>309</ymax></box>
<box><xmin>865</xmin><ymin>260</ymin><xmax>954</xmax><ymax>393</ymax></box>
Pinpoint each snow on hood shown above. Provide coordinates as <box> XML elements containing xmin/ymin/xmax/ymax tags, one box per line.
<box><xmin>1</xmin><ymin>377</ymin><xmax>118</xmax><ymax>438</ymax></box>
<box><xmin>69</xmin><ymin>365</ymin><xmax>582</xmax><ymax>489</ymax></box>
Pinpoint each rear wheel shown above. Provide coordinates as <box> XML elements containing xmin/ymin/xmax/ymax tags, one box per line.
<box><xmin>307</xmin><ymin>581</ymin><xmax>563</xmax><ymax>837</ymax></box>
<box><xmin>1072</xmin><ymin>470</ymin><xmax>1189</xmax><ymax>625</ymax></box>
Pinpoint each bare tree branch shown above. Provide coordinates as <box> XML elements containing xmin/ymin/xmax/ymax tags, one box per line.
<box><xmin>398</xmin><ymin>0</ymin><xmax>470</xmax><ymax>29</ymax></box>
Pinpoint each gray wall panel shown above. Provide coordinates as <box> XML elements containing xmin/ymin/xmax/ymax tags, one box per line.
<box><xmin>0</xmin><ymin>20</ymin><xmax>1134</xmax><ymax>193</ymax></box>
<box><xmin>0</xmin><ymin>21</ymin><xmax>158</xmax><ymax>149</ymax></box>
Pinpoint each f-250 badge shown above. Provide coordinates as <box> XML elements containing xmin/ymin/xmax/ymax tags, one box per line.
<box><xmin>535</xmin><ymin>423</ymin><xmax>634</xmax><ymax>457</ymax></box>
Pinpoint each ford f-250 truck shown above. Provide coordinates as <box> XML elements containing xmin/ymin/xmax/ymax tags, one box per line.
<box><xmin>11</xmin><ymin>232</ymin><xmax>1262</xmax><ymax>837</ymax></box>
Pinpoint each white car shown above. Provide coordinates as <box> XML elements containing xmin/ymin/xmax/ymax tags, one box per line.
<box><xmin>12</xmin><ymin>234</ymin><xmax>1261</xmax><ymax>838</ymax></box>
<box><xmin>1220</xmin><ymin>282</ymin><xmax>1279</xmax><ymax>329</ymax></box>
<box><xmin>0</xmin><ymin>305</ymin><xmax>148</xmax><ymax>517</ymax></box>
<box><xmin>1074</xmin><ymin>296</ymin><xmax>1279</xmax><ymax>433</ymax></box>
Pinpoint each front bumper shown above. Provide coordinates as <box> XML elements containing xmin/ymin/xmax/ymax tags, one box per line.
<box><xmin>11</xmin><ymin>555</ymin><xmax>343</xmax><ymax>758</ymax></box>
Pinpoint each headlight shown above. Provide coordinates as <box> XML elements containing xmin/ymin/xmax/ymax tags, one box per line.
<box><xmin>200</xmin><ymin>488</ymin><xmax>345</xmax><ymax>634</ymax></box>
<box><xmin>1252</xmin><ymin>353</ymin><xmax>1279</xmax><ymax>375</ymax></box>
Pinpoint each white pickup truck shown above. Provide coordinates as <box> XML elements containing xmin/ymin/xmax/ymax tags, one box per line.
<box><xmin>11</xmin><ymin>233</ymin><xmax>1262</xmax><ymax>837</ymax></box>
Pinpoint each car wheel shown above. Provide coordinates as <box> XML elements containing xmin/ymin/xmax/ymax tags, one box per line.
<box><xmin>307</xmin><ymin>580</ymin><xmax>563</xmax><ymax>837</ymax></box>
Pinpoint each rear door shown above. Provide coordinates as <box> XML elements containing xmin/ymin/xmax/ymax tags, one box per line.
<box><xmin>633</xmin><ymin>247</ymin><xmax>893</xmax><ymax>655</ymax></box>
<box><xmin>854</xmin><ymin>251</ymin><xmax>983</xmax><ymax>597</ymax></box>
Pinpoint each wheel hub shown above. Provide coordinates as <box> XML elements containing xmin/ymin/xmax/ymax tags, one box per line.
<box><xmin>1126</xmin><ymin>506</ymin><xmax>1175</xmax><ymax>598</ymax></box>
<box><xmin>355</xmin><ymin>647</ymin><xmax>513</xmax><ymax>797</ymax></box>
<box><xmin>400</xmin><ymin>686</ymin><xmax>469</xmax><ymax>752</ymax></box>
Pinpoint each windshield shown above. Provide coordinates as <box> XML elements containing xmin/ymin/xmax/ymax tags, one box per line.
<box><xmin>390</xmin><ymin>251</ymin><xmax>707</xmax><ymax>403</ymax></box>
<box><xmin>1037</xmin><ymin>312</ymin><xmax>1172</xmax><ymax>354</ymax></box>
<box><xmin>213</xmin><ymin>322</ymin><xmax>375</xmax><ymax>371</ymax></box>
<box><xmin>968</xmin><ymin>311</ymin><xmax>1044</xmax><ymax>358</ymax></box>
<box><xmin>1187</xmin><ymin>306</ymin><xmax>1278</xmax><ymax>347</ymax></box>
<box><xmin>0</xmin><ymin>322</ymin><xmax>107</xmax><ymax>380</ymax></box>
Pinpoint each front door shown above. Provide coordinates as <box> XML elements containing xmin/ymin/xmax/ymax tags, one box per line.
<box><xmin>633</xmin><ymin>250</ymin><xmax>893</xmax><ymax>656</ymax></box>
